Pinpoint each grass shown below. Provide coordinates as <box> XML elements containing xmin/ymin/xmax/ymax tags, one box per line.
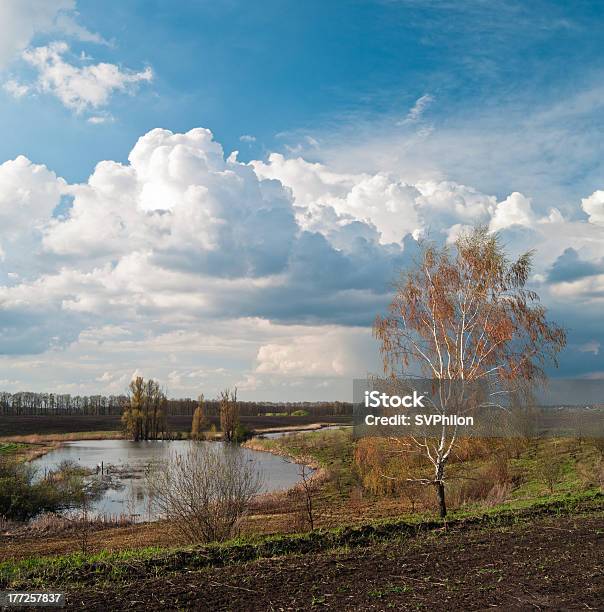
<box><xmin>256</xmin><ymin>427</ymin><xmax>601</xmax><ymax>478</ymax></box>
<box><xmin>509</xmin><ymin>438</ymin><xmax>602</xmax><ymax>498</ymax></box>
<box><xmin>0</xmin><ymin>431</ymin><xmax>123</xmax><ymax>444</ymax></box>
<box><xmin>0</xmin><ymin>442</ymin><xmax>27</xmax><ymax>455</ymax></box>
<box><xmin>4</xmin><ymin>427</ymin><xmax>601</xmax><ymax>587</ymax></box>
<box><xmin>1</xmin><ymin>489</ymin><xmax>600</xmax><ymax>590</ymax></box>
<box><xmin>249</xmin><ymin>428</ymin><xmax>604</xmax><ymax>528</ymax></box>
<box><xmin>0</xmin><ymin>440</ymin><xmax>59</xmax><ymax>462</ymax></box>
<box><xmin>248</xmin><ymin>428</ymin><xmax>357</xmax><ymax>505</ymax></box>
<box><xmin>252</xmin><ymin>428</ymin><xmax>352</xmax><ymax>466</ymax></box>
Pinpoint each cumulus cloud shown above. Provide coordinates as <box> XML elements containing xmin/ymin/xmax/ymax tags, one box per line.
<box><xmin>582</xmin><ymin>190</ymin><xmax>604</xmax><ymax>225</ymax></box>
<box><xmin>549</xmin><ymin>274</ymin><xmax>604</xmax><ymax>301</ymax></box>
<box><xmin>253</xmin><ymin>155</ymin><xmax>494</xmax><ymax>244</ymax></box>
<box><xmin>0</xmin><ymin>128</ymin><xmax>413</xmax><ymax>363</ymax></box>
<box><xmin>0</xmin><ymin>156</ymin><xmax>64</xmax><ymax>233</ymax></box>
<box><xmin>1</xmin><ymin>126</ymin><xmax>604</xmax><ymax>394</ymax></box>
<box><xmin>21</xmin><ymin>42</ymin><xmax>152</xmax><ymax>113</ymax></box>
<box><xmin>489</xmin><ymin>192</ymin><xmax>536</xmax><ymax>232</ymax></box>
<box><xmin>547</xmin><ymin>248</ymin><xmax>604</xmax><ymax>283</ymax></box>
<box><xmin>43</xmin><ymin>128</ymin><xmax>298</xmax><ymax>279</ymax></box>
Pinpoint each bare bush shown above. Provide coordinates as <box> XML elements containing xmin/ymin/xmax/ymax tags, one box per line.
<box><xmin>295</xmin><ymin>464</ymin><xmax>317</xmax><ymax>531</ymax></box>
<box><xmin>536</xmin><ymin>448</ymin><xmax>565</xmax><ymax>494</ymax></box>
<box><xmin>485</xmin><ymin>481</ymin><xmax>513</xmax><ymax>506</ymax></box>
<box><xmin>447</xmin><ymin>455</ymin><xmax>512</xmax><ymax>508</ymax></box>
<box><xmin>576</xmin><ymin>456</ymin><xmax>604</xmax><ymax>491</ymax></box>
<box><xmin>147</xmin><ymin>444</ymin><xmax>263</xmax><ymax>543</ymax></box>
<box><xmin>590</xmin><ymin>437</ymin><xmax>604</xmax><ymax>458</ymax></box>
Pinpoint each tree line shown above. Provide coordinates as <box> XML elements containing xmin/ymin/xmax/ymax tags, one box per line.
<box><xmin>0</xmin><ymin>391</ymin><xmax>352</xmax><ymax>417</ymax></box>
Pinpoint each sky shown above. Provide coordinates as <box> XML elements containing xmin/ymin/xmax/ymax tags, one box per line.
<box><xmin>0</xmin><ymin>0</ymin><xmax>603</xmax><ymax>400</ymax></box>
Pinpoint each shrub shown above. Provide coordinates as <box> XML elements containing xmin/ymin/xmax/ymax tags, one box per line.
<box><xmin>536</xmin><ymin>450</ymin><xmax>565</xmax><ymax>494</ymax></box>
<box><xmin>0</xmin><ymin>459</ymin><xmax>94</xmax><ymax>521</ymax></box>
<box><xmin>147</xmin><ymin>445</ymin><xmax>263</xmax><ymax>543</ymax></box>
<box><xmin>232</xmin><ymin>424</ymin><xmax>253</xmax><ymax>444</ymax></box>
<box><xmin>447</xmin><ymin>455</ymin><xmax>512</xmax><ymax>509</ymax></box>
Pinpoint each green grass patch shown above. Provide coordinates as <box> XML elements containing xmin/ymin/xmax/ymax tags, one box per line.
<box><xmin>0</xmin><ymin>442</ymin><xmax>27</xmax><ymax>455</ymax></box>
<box><xmin>2</xmin><ymin>489</ymin><xmax>601</xmax><ymax>590</ymax></box>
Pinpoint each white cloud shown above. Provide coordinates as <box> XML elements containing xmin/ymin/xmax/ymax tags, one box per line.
<box><xmin>240</xmin><ymin>134</ymin><xmax>256</xmax><ymax>143</ymax></box>
<box><xmin>253</xmin><ymin>155</ymin><xmax>494</xmax><ymax>245</ymax></box>
<box><xmin>21</xmin><ymin>42</ymin><xmax>153</xmax><ymax>113</ymax></box>
<box><xmin>52</xmin><ymin>13</ymin><xmax>108</xmax><ymax>46</ymax></box>
<box><xmin>309</xmin><ymin>80</ymin><xmax>604</xmax><ymax>220</ymax></box>
<box><xmin>0</xmin><ymin>0</ymin><xmax>72</xmax><ymax>67</ymax></box>
<box><xmin>256</xmin><ymin>326</ymin><xmax>374</xmax><ymax>377</ymax></box>
<box><xmin>42</xmin><ymin>128</ymin><xmax>298</xmax><ymax>279</ymax></box>
<box><xmin>581</xmin><ymin>190</ymin><xmax>604</xmax><ymax>225</ymax></box>
<box><xmin>578</xmin><ymin>340</ymin><xmax>600</xmax><ymax>356</ymax></box>
<box><xmin>0</xmin><ymin>155</ymin><xmax>64</xmax><ymax>240</ymax></box>
<box><xmin>489</xmin><ymin>192</ymin><xmax>536</xmax><ymax>232</ymax></box>
<box><xmin>397</xmin><ymin>93</ymin><xmax>434</xmax><ymax>125</ymax></box>
<box><xmin>0</xmin><ymin>0</ymin><xmax>103</xmax><ymax>68</ymax></box>
<box><xmin>3</xmin><ymin>79</ymin><xmax>29</xmax><ymax>98</ymax></box>
<box><xmin>1</xmin><ymin>126</ymin><xmax>604</xmax><ymax>395</ymax></box>
<box><xmin>549</xmin><ymin>274</ymin><xmax>604</xmax><ymax>301</ymax></box>
<box><xmin>87</xmin><ymin>114</ymin><xmax>113</xmax><ymax>124</ymax></box>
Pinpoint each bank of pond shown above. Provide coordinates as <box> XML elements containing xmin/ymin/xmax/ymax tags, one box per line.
<box><xmin>31</xmin><ymin>437</ymin><xmax>315</xmax><ymax>521</ymax></box>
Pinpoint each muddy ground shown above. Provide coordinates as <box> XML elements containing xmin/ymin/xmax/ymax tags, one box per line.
<box><xmin>67</xmin><ymin>511</ymin><xmax>603</xmax><ymax>611</ymax></box>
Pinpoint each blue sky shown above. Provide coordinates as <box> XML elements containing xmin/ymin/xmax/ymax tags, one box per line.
<box><xmin>4</xmin><ymin>1</ymin><xmax>604</xmax><ymax>186</ymax></box>
<box><xmin>0</xmin><ymin>1</ymin><xmax>603</xmax><ymax>399</ymax></box>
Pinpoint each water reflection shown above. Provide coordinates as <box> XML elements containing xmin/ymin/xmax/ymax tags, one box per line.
<box><xmin>32</xmin><ymin>439</ymin><xmax>306</xmax><ymax>520</ymax></box>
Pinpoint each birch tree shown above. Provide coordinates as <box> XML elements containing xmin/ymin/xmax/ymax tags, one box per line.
<box><xmin>373</xmin><ymin>227</ymin><xmax>566</xmax><ymax>517</ymax></box>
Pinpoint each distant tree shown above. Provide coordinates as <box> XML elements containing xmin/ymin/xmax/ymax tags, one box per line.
<box><xmin>220</xmin><ymin>388</ymin><xmax>239</xmax><ymax>443</ymax></box>
<box><xmin>122</xmin><ymin>377</ymin><xmax>144</xmax><ymax>441</ymax></box>
<box><xmin>374</xmin><ymin>227</ymin><xmax>566</xmax><ymax>518</ymax></box>
<box><xmin>191</xmin><ymin>394</ymin><xmax>209</xmax><ymax>440</ymax></box>
<box><xmin>537</xmin><ymin>446</ymin><xmax>564</xmax><ymax>493</ymax></box>
<box><xmin>147</xmin><ymin>379</ymin><xmax>168</xmax><ymax>439</ymax></box>
<box><xmin>122</xmin><ymin>377</ymin><xmax>168</xmax><ymax>441</ymax></box>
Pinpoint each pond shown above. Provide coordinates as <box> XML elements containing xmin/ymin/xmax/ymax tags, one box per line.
<box><xmin>31</xmin><ymin>439</ymin><xmax>308</xmax><ymax>521</ymax></box>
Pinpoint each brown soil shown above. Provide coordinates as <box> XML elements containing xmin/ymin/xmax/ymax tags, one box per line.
<box><xmin>0</xmin><ymin>495</ymin><xmax>423</xmax><ymax>562</ymax></box>
<box><xmin>66</xmin><ymin>511</ymin><xmax>604</xmax><ymax>611</ymax></box>
<box><xmin>0</xmin><ymin>415</ymin><xmax>350</xmax><ymax>437</ymax></box>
